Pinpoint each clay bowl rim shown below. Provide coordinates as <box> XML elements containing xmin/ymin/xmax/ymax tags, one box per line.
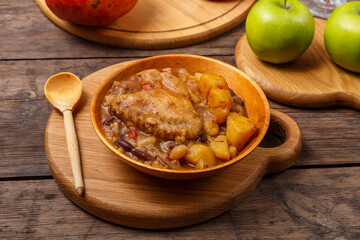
<box><xmin>90</xmin><ymin>54</ymin><xmax>270</xmax><ymax>176</ymax></box>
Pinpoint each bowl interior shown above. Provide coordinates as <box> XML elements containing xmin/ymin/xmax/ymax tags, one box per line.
<box><xmin>91</xmin><ymin>55</ymin><xmax>270</xmax><ymax>178</ymax></box>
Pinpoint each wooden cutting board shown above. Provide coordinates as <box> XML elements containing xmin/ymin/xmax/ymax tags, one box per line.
<box><xmin>44</xmin><ymin>61</ymin><xmax>302</xmax><ymax>229</ymax></box>
<box><xmin>36</xmin><ymin>0</ymin><xmax>256</xmax><ymax>49</ymax></box>
<box><xmin>235</xmin><ymin>18</ymin><xmax>360</xmax><ymax>110</ymax></box>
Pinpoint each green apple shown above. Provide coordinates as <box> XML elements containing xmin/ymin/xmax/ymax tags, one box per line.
<box><xmin>245</xmin><ymin>0</ymin><xmax>315</xmax><ymax>64</ymax></box>
<box><xmin>324</xmin><ymin>2</ymin><xmax>360</xmax><ymax>73</ymax></box>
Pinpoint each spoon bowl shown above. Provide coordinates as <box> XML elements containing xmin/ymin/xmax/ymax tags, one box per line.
<box><xmin>45</xmin><ymin>72</ymin><xmax>82</xmax><ymax>112</ymax></box>
<box><xmin>44</xmin><ymin>72</ymin><xmax>84</xmax><ymax>195</ymax></box>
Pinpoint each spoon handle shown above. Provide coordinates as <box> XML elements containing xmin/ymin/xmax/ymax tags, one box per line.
<box><xmin>63</xmin><ymin>109</ymin><xmax>84</xmax><ymax>195</ymax></box>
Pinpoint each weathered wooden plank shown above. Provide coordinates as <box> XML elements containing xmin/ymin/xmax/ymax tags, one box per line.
<box><xmin>1</xmin><ymin>57</ymin><xmax>359</xmax><ymax>178</ymax></box>
<box><xmin>0</xmin><ymin>0</ymin><xmax>356</xmax><ymax>60</ymax></box>
<box><xmin>1</xmin><ymin>167</ymin><xmax>360</xmax><ymax>239</ymax></box>
<box><xmin>0</xmin><ymin>0</ymin><xmax>244</xmax><ymax>60</ymax></box>
<box><xmin>0</xmin><ymin>58</ymin><xmax>136</xmax><ymax>178</ymax></box>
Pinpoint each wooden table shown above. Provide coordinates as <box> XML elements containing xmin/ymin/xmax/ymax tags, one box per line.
<box><xmin>1</xmin><ymin>1</ymin><xmax>360</xmax><ymax>239</ymax></box>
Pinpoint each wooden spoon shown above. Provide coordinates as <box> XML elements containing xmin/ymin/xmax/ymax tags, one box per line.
<box><xmin>44</xmin><ymin>72</ymin><xmax>84</xmax><ymax>195</ymax></box>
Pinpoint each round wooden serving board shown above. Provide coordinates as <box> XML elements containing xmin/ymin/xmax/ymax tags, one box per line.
<box><xmin>235</xmin><ymin>18</ymin><xmax>360</xmax><ymax>110</ymax></box>
<box><xmin>45</xmin><ymin>61</ymin><xmax>302</xmax><ymax>229</ymax></box>
<box><xmin>36</xmin><ymin>0</ymin><xmax>256</xmax><ymax>49</ymax></box>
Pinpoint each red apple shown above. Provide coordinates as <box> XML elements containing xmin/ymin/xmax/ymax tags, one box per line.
<box><xmin>45</xmin><ymin>0</ymin><xmax>138</xmax><ymax>26</ymax></box>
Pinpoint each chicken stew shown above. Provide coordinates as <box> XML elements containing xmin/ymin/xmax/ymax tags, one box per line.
<box><xmin>101</xmin><ymin>68</ymin><xmax>257</xmax><ymax>170</ymax></box>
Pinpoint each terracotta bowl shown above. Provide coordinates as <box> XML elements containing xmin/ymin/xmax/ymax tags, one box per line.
<box><xmin>91</xmin><ymin>54</ymin><xmax>270</xmax><ymax>180</ymax></box>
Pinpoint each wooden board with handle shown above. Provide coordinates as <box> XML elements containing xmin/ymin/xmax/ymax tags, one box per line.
<box><xmin>45</xmin><ymin>61</ymin><xmax>302</xmax><ymax>229</ymax></box>
<box><xmin>235</xmin><ymin>18</ymin><xmax>360</xmax><ymax>110</ymax></box>
<box><xmin>36</xmin><ymin>0</ymin><xmax>256</xmax><ymax>49</ymax></box>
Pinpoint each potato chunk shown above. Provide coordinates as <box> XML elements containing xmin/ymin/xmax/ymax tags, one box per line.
<box><xmin>199</xmin><ymin>73</ymin><xmax>228</xmax><ymax>103</ymax></box>
<box><xmin>226</xmin><ymin>112</ymin><xmax>257</xmax><ymax>150</ymax></box>
<box><xmin>184</xmin><ymin>144</ymin><xmax>216</xmax><ymax>169</ymax></box>
<box><xmin>207</xmin><ymin>88</ymin><xmax>232</xmax><ymax>124</ymax></box>
<box><xmin>203</xmin><ymin>119</ymin><xmax>219</xmax><ymax>136</ymax></box>
<box><xmin>209</xmin><ymin>135</ymin><xmax>230</xmax><ymax>160</ymax></box>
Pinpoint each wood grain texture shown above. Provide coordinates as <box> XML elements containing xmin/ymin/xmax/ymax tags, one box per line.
<box><xmin>1</xmin><ymin>57</ymin><xmax>359</xmax><ymax>179</ymax></box>
<box><xmin>62</xmin><ymin>110</ymin><xmax>84</xmax><ymax>195</ymax></box>
<box><xmin>36</xmin><ymin>0</ymin><xmax>256</xmax><ymax>49</ymax></box>
<box><xmin>2</xmin><ymin>167</ymin><xmax>360</xmax><ymax>239</ymax></box>
<box><xmin>235</xmin><ymin>18</ymin><xmax>360</xmax><ymax>110</ymax></box>
<box><xmin>1</xmin><ymin>0</ymin><xmax>360</xmax><ymax>236</ymax></box>
<box><xmin>44</xmin><ymin>61</ymin><xmax>301</xmax><ymax>228</ymax></box>
<box><xmin>0</xmin><ymin>1</ymin><xmax>247</xmax><ymax>60</ymax></box>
